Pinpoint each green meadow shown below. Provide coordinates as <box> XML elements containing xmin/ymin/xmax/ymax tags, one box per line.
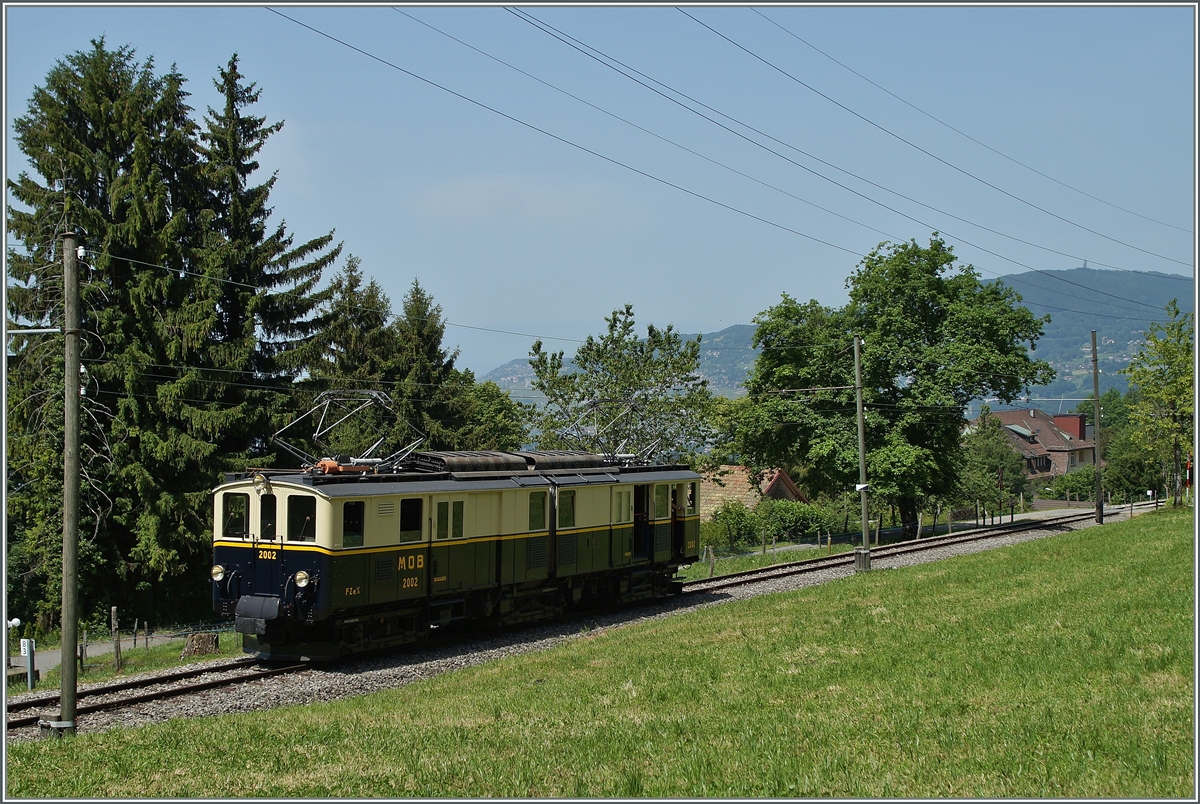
<box><xmin>6</xmin><ymin>507</ymin><xmax>1192</xmax><ymax>798</ymax></box>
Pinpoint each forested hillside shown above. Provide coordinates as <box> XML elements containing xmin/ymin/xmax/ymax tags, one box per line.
<box><xmin>990</xmin><ymin>267</ymin><xmax>1193</xmax><ymax>400</ymax></box>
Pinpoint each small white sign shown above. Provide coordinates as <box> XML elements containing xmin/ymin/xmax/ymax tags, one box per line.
<box><xmin>19</xmin><ymin>638</ymin><xmax>29</xmax><ymax>657</ymax></box>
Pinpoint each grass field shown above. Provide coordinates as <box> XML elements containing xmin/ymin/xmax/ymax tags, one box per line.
<box><xmin>5</xmin><ymin>507</ymin><xmax>1193</xmax><ymax>798</ymax></box>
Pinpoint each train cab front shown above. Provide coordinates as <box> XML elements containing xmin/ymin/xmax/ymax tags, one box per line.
<box><xmin>210</xmin><ymin>475</ymin><xmax>335</xmax><ymax>660</ymax></box>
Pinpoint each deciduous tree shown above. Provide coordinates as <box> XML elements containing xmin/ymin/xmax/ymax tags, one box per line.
<box><xmin>528</xmin><ymin>304</ymin><xmax>713</xmax><ymax>461</ymax></box>
<box><xmin>1122</xmin><ymin>300</ymin><xmax>1194</xmax><ymax>504</ymax></box>
<box><xmin>729</xmin><ymin>237</ymin><xmax>1054</xmax><ymax>536</ymax></box>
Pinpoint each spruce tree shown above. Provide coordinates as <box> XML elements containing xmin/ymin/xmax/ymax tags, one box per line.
<box><xmin>6</xmin><ymin>45</ymin><xmax>340</xmax><ymax>626</ymax></box>
<box><xmin>197</xmin><ymin>54</ymin><xmax>341</xmax><ymax>466</ymax></box>
<box><xmin>7</xmin><ymin>40</ymin><xmax>214</xmax><ymax>622</ymax></box>
<box><xmin>292</xmin><ymin>255</ymin><xmax>406</xmax><ymax>459</ymax></box>
<box><xmin>390</xmin><ymin>279</ymin><xmax>475</xmax><ymax>450</ymax></box>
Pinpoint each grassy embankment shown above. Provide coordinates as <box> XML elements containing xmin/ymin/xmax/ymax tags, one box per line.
<box><xmin>6</xmin><ymin>507</ymin><xmax>1193</xmax><ymax>798</ymax></box>
<box><xmin>677</xmin><ymin>542</ymin><xmax>854</xmax><ymax>581</ymax></box>
<box><xmin>9</xmin><ymin>632</ymin><xmax>243</xmax><ymax>696</ymax></box>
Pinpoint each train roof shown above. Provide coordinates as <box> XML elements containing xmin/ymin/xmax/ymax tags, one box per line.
<box><xmin>219</xmin><ymin>450</ymin><xmax>700</xmax><ymax>497</ymax></box>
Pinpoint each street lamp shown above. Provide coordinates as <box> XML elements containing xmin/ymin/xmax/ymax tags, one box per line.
<box><xmin>6</xmin><ymin>618</ymin><xmax>20</xmax><ymax>669</ymax></box>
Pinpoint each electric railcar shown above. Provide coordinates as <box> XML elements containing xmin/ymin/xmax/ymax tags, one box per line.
<box><xmin>211</xmin><ymin>450</ymin><xmax>701</xmax><ymax>660</ymax></box>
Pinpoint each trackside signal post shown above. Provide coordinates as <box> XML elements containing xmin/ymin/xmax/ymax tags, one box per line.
<box><xmin>854</xmin><ymin>335</ymin><xmax>871</xmax><ymax>572</ymax></box>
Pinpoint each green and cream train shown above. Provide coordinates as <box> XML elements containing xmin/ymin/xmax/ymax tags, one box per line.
<box><xmin>211</xmin><ymin>451</ymin><xmax>701</xmax><ymax>660</ymax></box>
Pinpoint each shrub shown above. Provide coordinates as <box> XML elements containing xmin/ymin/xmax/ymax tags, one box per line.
<box><xmin>756</xmin><ymin>498</ymin><xmax>836</xmax><ymax>542</ymax></box>
<box><xmin>705</xmin><ymin>499</ymin><xmax>760</xmax><ymax>551</ymax></box>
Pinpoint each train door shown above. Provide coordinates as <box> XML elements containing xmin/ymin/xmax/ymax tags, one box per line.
<box><xmin>252</xmin><ymin>492</ymin><xmax>281</xmax><ymax>596</ymax></box>
<box><xmin>430</xmin><ymin>495</ymin><xmax>465</xmax><ymax>593</ymax></box>
<box><xmin>632</xmin><ymin>484</ymin><xmax>650</xmax><ymax>560</ymax></box>
<box><xmin>671</xmin><ymin>485</ymin><xmax>685</xmax><ymax>561</ymax></box>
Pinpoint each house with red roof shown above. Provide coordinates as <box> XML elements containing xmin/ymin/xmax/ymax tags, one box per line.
<box><xmin>981</xmin><ymin>409</ymin><xmax>1098</xmax><ymax>480</ymax></box>
<box><xmin>698</xmin><ymin>465</ymin><xmax>808</xmax><ymax>520</ymax></box>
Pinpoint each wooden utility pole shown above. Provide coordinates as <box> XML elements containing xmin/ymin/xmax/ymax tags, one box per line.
<box><xmin>1091</xmin><ymin>331</ymin><xmax>1103</xmax><ymax>524</ymax></box>
<box><xmin>59</xmin><ymin>232</ymin><xmax>81</xmax><ymax>736</ymax></box>
<box><xmin>853</xmin><ymin>335</ymin><xmax>870</xmax><ymax>571</ymax></box>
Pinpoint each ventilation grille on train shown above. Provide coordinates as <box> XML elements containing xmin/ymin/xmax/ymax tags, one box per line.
<box><xmin>527</xmin><ymin>536</ymin><xmax>548</xmax><ymax>570</ymax></box>
<box><xmin>654</xmin><ymin>524</ymin><xmax>670</xmax><ymax>554</ymax></box>
<box><xmin>558</xmin><ymin>533</ymin><xmax>577</xmax><ymax>566</ymax></box>
<box><xmin>375</xmin><ymin>556</ymin><xmax>394</xmax><ymax>582</ymax></box>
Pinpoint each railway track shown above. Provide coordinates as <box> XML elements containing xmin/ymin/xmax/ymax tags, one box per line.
<box><xmin>5</xmin><ymin>658</ymin><xmax>306</xmax><ymax>731</ymax></box>
<box><xmin>8</xmin><ymin>503</ymin><xmax>1156</xmax><ymax>737</ymax></box>
<box><xmin>683</xmin><ymin>508</ymin><xmax>1117</xmax><ymax>594</ymax></box>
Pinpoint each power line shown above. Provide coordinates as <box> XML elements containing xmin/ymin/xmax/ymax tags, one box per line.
<box><xmin>392</xmin><ymin>8</ymin><xmax>903</xmax><ymax>245</ymax></box>
<box><xmin>507</xmin><ymin>9</ymin><xmax>1183</xmax><ymax>313</ymax></box>
<box><xmin>680</xmin><ymin>7</ymin><xmax>1192</xmax><ymax>269</ymax></box>
<box><xmin>750</xmin><ymin>7</ymin><xmax>1193</xmax><ymax>236</ymax></box>
<box><xmin>266</xmin><ymin>7</ymin><xmax>864</xmax><ymax>259</ymax></box>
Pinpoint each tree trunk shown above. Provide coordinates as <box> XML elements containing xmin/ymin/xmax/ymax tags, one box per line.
<box><xmin>898</xmin><ymin>496</ymin><xmax>919</xmax><ymax>538</ymax></box>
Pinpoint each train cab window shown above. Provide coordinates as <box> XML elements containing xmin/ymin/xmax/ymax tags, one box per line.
<box><xmin>654</xmin><ymin>485</ymin><xmax>670</xmax><ymax>520</ymax></box>
<box><xmin>452</xmin><ymin>501</ymin><xmax>464</xmax><ymax>538</ymax></box>
<box><xmin>557</xmin><ymin>489</ymin><xmax>575</xmax><ymax>529</ymax></box>
<box><xmin>399</xmin><ymin>498</ymin><xmax>422</xmax><ymax>542</ymax></box>
<box><xmin>260</xmin><ymin>494</ymin><xmax>277</xmax><ymax>540</ymax></box>
<box><xmin>287</xmin><ymin>496</ymin><xmax>317</xmax><ymax>542</ymax></box>
<box><xmin>342</xmin><ymin>501</ymin><xmax>365</xmax><ymax>548</ymax></box>
<box><xmin>436</xmin><ymin>501</ymin><xmax>449</xmax><ymax>540</ymax></box>
<box><xmin>613</xmin><ymin>489</ymin><xmax>629</xmax><ymax>523</ymax></box>
<box><xmin>687</xmin><ymin>483</ymin><xmax>697</xmax><ymax>515</ymax></box>
<box><xmin>529</xmin><ymin>491</ymin><xmax>546</xmax><ymax>532</ymax></box>
<box><xmin>222</xmin><ymin>493</ymin><xmax>249</xmax><ymax>538</ymax></box>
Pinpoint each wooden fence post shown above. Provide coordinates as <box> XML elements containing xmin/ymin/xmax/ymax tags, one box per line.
<box><xmin>111</xmin><ymin>606</ymin><xmax>122</xmax><ymax>672</ymax></box>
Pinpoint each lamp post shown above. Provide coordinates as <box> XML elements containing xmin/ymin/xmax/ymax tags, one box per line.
<box><xmin>853</xmin><ymin>335</ymin><xmax>870</xmax><ymax>572</ymax></box>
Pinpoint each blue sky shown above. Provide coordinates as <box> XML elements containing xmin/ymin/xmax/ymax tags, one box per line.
<box><xmin>5</xmin><ymin>3</ymin><xmax>1195</xmax><ymax>374</ymax></box>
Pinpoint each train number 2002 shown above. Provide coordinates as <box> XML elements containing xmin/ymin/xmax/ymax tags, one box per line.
<box><xmin>258</xmin><ymin>549</ymin><xmax>277</xmax><ymax>560</ymax></box>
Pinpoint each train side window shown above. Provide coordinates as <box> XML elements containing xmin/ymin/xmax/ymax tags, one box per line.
<box><xmin>452</xmin><ymin>501</ymin><xmax>464</xmax><ymax>538</ymax></box>
<box><xmin>260</xmin><ymin>494</ymin><xmax>277</xmax><ymax>540</ymax></box>
<box><xmin>223</xmin><ymin>493</ymin><xmax>249</xmax><ymax>538</ymax></box>
<box><xmin>436</xmin><ymin>501</ymin><xmax>449</xmax><ymax>540</ymax></box>
<box><xmin>687</xmin><ymin>482</ymin><xmax>697</xmax><ymax>515</ymax></box>
<box><xmin>529</xmin><ymin>491</ymin><xmax>546</xmax><ymax>531</ymax></box>
<box><xmin>287</xmin><ymin>495</ymin><xmax>317</xmax><ymax>542</ymax></box>
<box><xmin>654</xmin><ymin>485</ymin><xmax>669</xmax><ymax>520</ymax></box>
<box><xmin>400</xmin><ymin>498</ymin><xmax>422</xmax><ymax>542</ymax></box>
<box><xmin>342</xmin><ymin>501</ymin><xmax>365</xmax><ymax>548</ymax></box>
<box><xmin>558</xmin><ymin>489</ymin><xmax>575</xmax><ymax>529</ymax></box>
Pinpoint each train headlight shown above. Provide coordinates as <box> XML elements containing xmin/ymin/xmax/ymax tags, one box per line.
<box><xmin>294</xmin><ymin>570</ymin><xmax>310</xmax><ymax>588</ymax></box>
<box><xmin>211</xmin><ymin>564</ymin><xmax>226</xmax><ymax>583</ymax></box>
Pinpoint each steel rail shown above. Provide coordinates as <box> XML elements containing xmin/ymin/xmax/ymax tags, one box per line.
<box><xmin>683</xmin><ymin>508</ymin><xmax>1120</xmax><ymax>594</ymax></box>
<box><xmin>6</xmin><ymin>661</ymin><xmax>304</xmax><ymax>730</ymax></box>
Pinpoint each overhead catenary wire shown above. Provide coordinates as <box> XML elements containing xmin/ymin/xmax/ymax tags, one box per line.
<box><xmin>277</xmin><ymin>6</ymin><xmax>1185</xmax><ymax>318</ymax></box>
<box><xmin>749</xmin><ymin>7</ymin><xmax>1193</xmax><ymax>236</ymax></box>
<box><xmin>265</xmin><ymin>7</ymin><xmax>863</xmax><ymax>260</ymax></box>
<box><xmin>679</xmin><ymin>7</ymin><xmax>1192</xmax><ymax>269</ymax></box>
<box><xmin>506</xmin><ymin>8</ymin><xmax>1187</xmax><ymax>313</ymax></box>
<box><xmin>391</xmin><ymin>7</ymin><xmax>904</xmax><ymax>244</ymax></box>
<box><xmin>11</xmin><ymin>11</ymin><xmax>1171</xmax><ymax>343</ymax></box>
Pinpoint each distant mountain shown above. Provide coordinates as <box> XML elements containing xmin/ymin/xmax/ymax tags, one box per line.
<box><xmin>990</xmin><ymin>267</ymin><xmax>1193</xmax><ymax>402</ymax></box>
<box><xmin>482</xmin><ymin>269</ymin><xmax>1193</xmax><ymax>405</ymax></box>
<box><xmin>480</xmin><ymin>323</ymin><xmax>759</xmax><ymax>401</ymax></box>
